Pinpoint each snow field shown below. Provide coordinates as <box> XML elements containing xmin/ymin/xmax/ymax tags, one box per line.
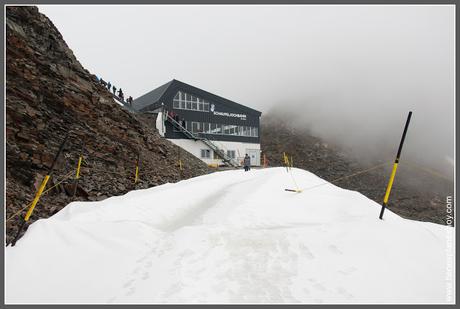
<box><xmin>5</xmin><ymin>167</ymin><xmax>452</xmax><ymax>304</ymax></box>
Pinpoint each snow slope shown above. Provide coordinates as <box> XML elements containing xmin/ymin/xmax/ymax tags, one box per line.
<box><xmin>5</xmin><ymin>167</ymin><xmax>454</xmax><ymax>304</ymax></box>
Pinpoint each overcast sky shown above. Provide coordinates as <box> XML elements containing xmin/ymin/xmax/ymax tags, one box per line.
<box><xmin>37</xmin><ymin>5</ymin><xmax>454</xmax><ymax>178</ymax></box>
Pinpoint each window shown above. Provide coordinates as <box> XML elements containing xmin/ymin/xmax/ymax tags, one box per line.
<box><xmin>201</xmin><ymin>149</ymin><xmax>211</xmax><ymax>159</ymax></box>
<box><xmin>204</xmin><ymin>122</ymin><xmax>211</xmax><ymax>133</ymax></box>
<box><xmin>191</xmin><ymin>122</ymin><xmax>199</xmax><ymax>133</ymax></box>
<box><xmin>173</xmin><ymin>91</ymin><xmax>213</xmax><ymax>113</ymax></box>
<box><xmin>215</xmin><ymin>124</ymin><xmax>222</xmax><ymax>134</ymax></box>
<box><xmin>227</xmin><ymin>150</ymin><xmax>236</xmax><ymax>159</ymax></box>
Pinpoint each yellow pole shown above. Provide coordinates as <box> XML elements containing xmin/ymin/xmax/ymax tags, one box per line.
<box><xmin>134</xmin><ymin>165</ymin><xmax>139</xmax><ymax>184</ymax></box>
<box><xmin>383</xmin><ymin>163</ymin><xmax>398</xmax><ymax>204</ymax></box>
<box><xmin>24</xmin><ymin>175</ymin><xmax>50</xmax><ymax>221</ymax></box>
<box><xmin>379</xmin><ymin>111</ymin><xmax>412</xmax><ymax>219</ymax></box>
<box><xmin>75</xmin><ymin>156</ymin><xmax>82</xmax><ymax>179</ymax></box>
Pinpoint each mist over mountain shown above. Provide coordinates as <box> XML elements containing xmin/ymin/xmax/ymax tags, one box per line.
<box><xmin>38</xmin><ymin>5</ymin><xmax>454</xmax><ymax>180</ymax></box>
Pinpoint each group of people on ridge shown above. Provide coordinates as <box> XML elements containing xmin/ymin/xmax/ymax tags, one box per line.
<box><xmin>96</xmin><ymin>76</ymin><xmax>133</xmax><ymax>106</ymax></box>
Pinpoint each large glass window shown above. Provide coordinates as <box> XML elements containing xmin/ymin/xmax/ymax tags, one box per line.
<box><xmin>172</xmin><ymin>91</ymin><xmax>215</xmax><ymax>113</ymax></box>
<box><xmin>182</xmin><ymin>121</ymin><xmax>258</xmax><ymax>137</ymax></box>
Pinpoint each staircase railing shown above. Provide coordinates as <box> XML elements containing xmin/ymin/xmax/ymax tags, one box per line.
<box><xmin>165</xmin><ymin>114</ymin><xmax>239</xmax><ymax>167</ymax></box>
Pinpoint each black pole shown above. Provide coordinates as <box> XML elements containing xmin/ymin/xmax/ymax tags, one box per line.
<box><xmin>48</xmin><ymin>134</ymin><xmax>69</xmax><ymax>175</ymax></box>
<box><xmin>379</xmin><ymin>111</ymin><xmax>412</xmax><ymax>220</ymax></box>
<box><xmin>10</xmin><ymin>134</ymin><xmax>69</xmax><ymax>246</ymax></box>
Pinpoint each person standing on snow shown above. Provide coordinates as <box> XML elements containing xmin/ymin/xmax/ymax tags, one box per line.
<box><xmin>107</xmin><ymin>81</ymin><xmax>111</xmax><ymax>90</ymax></box>
<box><xmin>112</xmin><ymin>85</ymin><xmax>117</xmax><ymax>95</ymax></box>
<box><xmin>243</xmin><ymin>154</ymin><xmax>251</xmax><ymax>172</ymax></box>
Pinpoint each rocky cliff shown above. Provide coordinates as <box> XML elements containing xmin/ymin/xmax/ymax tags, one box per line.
<box><xmin>261</xmin><ymin>113</ymin><xmax>454</xmax><ymax>225</ymax></box>
<box><xmin>6</xmin><ymin>6</ymin><xmax>210</xmax><ymax>244</ymax></box>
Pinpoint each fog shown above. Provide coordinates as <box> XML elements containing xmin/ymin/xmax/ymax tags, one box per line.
<box><xmin>37</xmin><ymin>5</ymin><xmax>454</xmax><ymax>179</ymax></box>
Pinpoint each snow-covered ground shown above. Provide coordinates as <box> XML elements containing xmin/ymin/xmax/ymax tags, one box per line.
<box><xmin>5</xmin><ymin>167</ymin><xmax>454</xmax><ymax>304</ymax></box>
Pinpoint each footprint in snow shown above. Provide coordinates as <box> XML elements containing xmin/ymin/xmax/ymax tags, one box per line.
<box><xmin>299</xmin><ymin>244</ymin><xmax>315</xmax><ymax>259</ymax></box>
<box><xmin>132</xmin><ymin>267</ymin><xmax>141</xmax><ymax>274</ymax></box>
<box><xmin>328</xmin><ymin>245</ymin><xmax>343</xmax><ymax>255</ymax></box>
<box><xmin>336</xmin><ymin>286</ymin><xmax>353</xmax><ymax>299</ymax></box>
<box><xmin>338</xmin><ymin>266</ymin><xmax>357</xmax><ymax>276</ymax></box>
<box><xmin>308</xmin><ymin>278</ymin><xmax>327</xmax><ymax>292</ymax></box>
<box><xmin>125</xmin><ymin>287</ymin><xmax>136</xmax><ymax>296</ymax></box>
<box><xmin>123</xmin><ymin>279</ymin><xmax>135</xmax><ymax>288</ymax></box>
<box><xmin>106</xmin><ymin>296</ymin><xmax>117</xmax><ymax>303</ymax></box>
<box><xmin>145</xmin><ymin>260</ymin><xmax>153</xmax><ymax>268</ymax></box>
<box><xmin>313</xmin><ymin>282</ymin><xmax>327</xmax><ymax>291</ymax></box>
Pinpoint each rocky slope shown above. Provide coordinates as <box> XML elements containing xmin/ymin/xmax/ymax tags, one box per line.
<box><xmin>6</xmin><ymin>6</ymin><xmax>210</xmax><ymax>244</ymax></box>
<box><xmin>261</xmin><ymin>113</ymin><xmax>454</xmax><ymax>225</ymax></box>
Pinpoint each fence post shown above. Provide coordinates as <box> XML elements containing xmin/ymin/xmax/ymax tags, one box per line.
<box><xmin>134</xmin><ymin>152</ymin><xmax>140</xmax><ymax>185</ymax></box>
<box><xmin>283</xmin><ymin>152</ymin><xmax>289</xmax><ymax>172</ymax></box>
<box><xmin>11</xmin><ymin>134</ymin><xmax>69</xmax><ymax>246</ymax></box>
<box><xmin>73</xmin><ymin>143</ymin><xmax>84</xmax><ymax>198</ymax></box>
<box><xmin>379</xmin><ymin>111</ymin><xmax>412</xmax><ymax>220</ymax></box>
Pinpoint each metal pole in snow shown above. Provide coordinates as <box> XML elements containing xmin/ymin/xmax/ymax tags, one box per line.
<box><xmin>379</xmin><ymin>111</ymin><xmax>412</xmax><ymax>220</ymax></box>
<box><xmin>11</xmin><ymin>133</ymin><xmax>69</xmax><ymax>246</ymax></box>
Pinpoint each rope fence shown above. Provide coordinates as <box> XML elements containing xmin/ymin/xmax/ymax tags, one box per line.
<box><xmin>8</xmin><ymin>131</ymin><xmax>452</xmax><ymax>245</ymax></box>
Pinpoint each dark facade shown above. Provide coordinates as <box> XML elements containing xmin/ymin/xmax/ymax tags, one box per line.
<box><xmin>133</xmin><ymin>79</ymin><xmax>262</xmax><ymax>143</ymax></box>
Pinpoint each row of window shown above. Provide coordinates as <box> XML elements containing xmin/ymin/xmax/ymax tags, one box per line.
<box><xmin>179</xmin><ymin>121</ymin><xmax>258</xmax><ymax>137</ymax></box>
<box><xmin>201</xmin><ymin>149</ymin><xmax>236</xmax><ymax>159</ymax></box>
<box><xmin>173</xmin><ymin>91</ymin><xmax>210</xmax><ymax>112</ymax></box>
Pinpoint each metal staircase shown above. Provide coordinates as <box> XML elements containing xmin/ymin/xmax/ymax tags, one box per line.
<box><xmin>165</xmin><ymin>114</ymin><xmax>240</xmax><ymax>168</ymax></box>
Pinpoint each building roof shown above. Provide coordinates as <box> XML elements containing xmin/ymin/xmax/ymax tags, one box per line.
<box><xmin>132</xmin><ymin>80</ymin><xmax>174</xmax><ymax>111</ymax></box>
<box><xmin>133</xmin><ymin>79</ymin><xmax>262</xmax><ymax>116</ymax></box>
